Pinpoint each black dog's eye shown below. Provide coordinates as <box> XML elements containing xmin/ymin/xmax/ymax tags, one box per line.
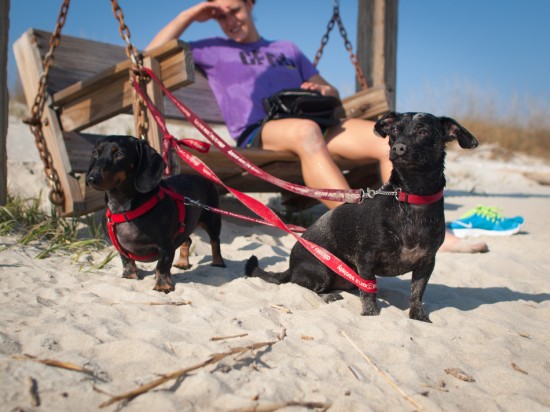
<box><xmin>390</xmin><ymin>124</ymin><xmax>399</xmax><ymax>135</ymax></box>
<box><xmin>92</xmin><ymin>149</ymin><xmax>99</xmax><ymax>158</ymax></box>
<box><xmin>418</xmin><ymin>129</ymin><xmax>430</xmax><ymax>137</ymax></box>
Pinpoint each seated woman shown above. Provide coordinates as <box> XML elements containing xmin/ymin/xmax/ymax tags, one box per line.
<box><xmin>146</xmin><ymin>0</ymin><xmax>488</xmax><ymax>253</ymax></box>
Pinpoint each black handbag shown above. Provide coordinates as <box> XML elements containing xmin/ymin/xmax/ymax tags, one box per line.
<box><xmin>237</xmin><ymin>88</ymin><xmax>342</xmax><ymax>146</ymax></box>
<box><xmin>262</xmin><ymin>88</ymin><xmax>342</xmax><ymax>127</ymax></box>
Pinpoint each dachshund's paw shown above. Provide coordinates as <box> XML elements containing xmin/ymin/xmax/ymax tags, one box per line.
<box><xmin>174</xmin><ymin>262</ymin><xmax>192</xmax><ymax>270</ymax></box>
<box><xmin>153</xmin><ymin>274</ymin><xmax>175</xmax><ymax>293</ymax></box>
<box><xmin>122</xmin><ymin>272</ymin><xmax>141</xmax><ymax>280</ymax></box>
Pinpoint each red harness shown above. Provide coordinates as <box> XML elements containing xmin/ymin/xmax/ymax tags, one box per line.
<box><xmin>105</xmin><ymin>186</ymin><xmax>186</xmax><ymax>261</ymax></box>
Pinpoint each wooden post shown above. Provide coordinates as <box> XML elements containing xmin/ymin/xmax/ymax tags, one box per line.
<box><xmin>0</xmin><ymin>0</ymin><xmax>9</xmax><ymax>206</ymax></box>
<box><xmin>357</xmin><ymin>0</ymin><xmax>398</xmax><ymax>111</ymax></box>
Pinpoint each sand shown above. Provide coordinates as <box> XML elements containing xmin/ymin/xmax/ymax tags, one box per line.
<box><xmin>1</xmin><ymin>111</ymin><xmax>550</xmax><ymax>411</ymax></box>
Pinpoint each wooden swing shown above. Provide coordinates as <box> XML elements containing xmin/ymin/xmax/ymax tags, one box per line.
<box><xmin>13</xmin><ymin>0</ymin><xmax>394</xmax><ymax>217</ymax></box>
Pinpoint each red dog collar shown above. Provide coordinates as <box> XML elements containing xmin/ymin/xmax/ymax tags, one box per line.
<box><xmin>397</xmin><ymin>188</ymin><xmax>444</xmax><ymax>205</ymax></box>
<box><xmin>106</xmin><ymin>186</ymin><xmax>186</xmax><ymax>261</ymax></box>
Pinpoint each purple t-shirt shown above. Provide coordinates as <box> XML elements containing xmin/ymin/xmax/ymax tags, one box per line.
<box><xmin>188</xmin><ymin>37</ymin><xmax>319</xmax><ymax>140</ymax></box>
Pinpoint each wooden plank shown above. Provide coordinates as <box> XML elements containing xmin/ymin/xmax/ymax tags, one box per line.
<box><xmin>357</xmin><ymin>0</ymin><xmax>397</xmax><ymax>110</ymax></box>
<box><xmin>14</xmin><ymin>31</ymin><xmax>87</xmax><ymax>215</ymax></box>
<box><xmin>132</xmin><ymin>57</ymin><xmax>164</xmax><ymax>153</ymax></box>
<box><xmin>341</xmin><ymin>84</ymin><xmax>390</xmax><ymax>119</ymax></box>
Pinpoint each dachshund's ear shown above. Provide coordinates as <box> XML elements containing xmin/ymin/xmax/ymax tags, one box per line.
<box><xmin>134</xmin><ymin>139</ymin><xmax>165</xmax><ymax>193</ymax></box>
<box><xmin>374</xmin><ymin>112</ymin><xmax>399</xmax><ymax>137</ymax></box>
<box><xmin>440</xmin><ymin>117</ymin><xmax>479</xmax><ymax>149</ymax></box>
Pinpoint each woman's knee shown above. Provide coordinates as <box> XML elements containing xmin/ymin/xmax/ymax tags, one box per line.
<box><xmin>292</xmin><ymin>120</ymin><xmax>326</xmax><ymax>155</ymax></box>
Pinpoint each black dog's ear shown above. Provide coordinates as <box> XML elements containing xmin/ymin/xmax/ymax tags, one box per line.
<box><xmin>440</xmin><ymin>117</ymin><xmax>479</xmax><ymax>149</ymax></box>
<box><xmin>374</xmin><ymin>112</ymin><xmax>399</xmax><ymax>137</ymax></box>
<box><xmin>134</xmin><ymin>139</ymin><xmax>165</xmax><ymax>193</ymax></box>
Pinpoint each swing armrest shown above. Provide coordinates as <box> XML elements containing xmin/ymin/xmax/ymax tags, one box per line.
<box><xmin>340</xmin><ymin>84</ymin><xmax>390</xmax><ymax>120</ymax></box>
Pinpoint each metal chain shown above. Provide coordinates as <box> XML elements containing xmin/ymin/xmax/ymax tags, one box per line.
<box><xmin>23</xmin><ymin>0</ymin><xmax>71</xmax><ymax>206</ymax></box>
<box><xmin>313</xmin><ymin>1</ymin><xmax>368</xmax><ymax>91</ymax></box>
<box><xmin>110</xmin><ymin>0</ymin><xmax>149</xmax><ymax>139</ymax></box>
<box><xmin>110</xmin><ymin>0</ymin><xmax>140</xmax><ymax>65</ymax></box>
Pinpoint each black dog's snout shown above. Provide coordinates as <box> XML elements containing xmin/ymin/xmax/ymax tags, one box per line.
<box><xmin>392</xmin><ymin>143</ymin><xmax>407</xmax><ymax>156</ymax></box>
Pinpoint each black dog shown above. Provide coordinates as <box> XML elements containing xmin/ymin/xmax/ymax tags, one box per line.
<box><xmin>87</xmin><ymin>135</ymin><xmax>225</xmax><ymax>293</ymax></box>
<box><xmin>246</xmin><ymin>112</ymin><xmax>478</xmax><ymax>321</ymax></box>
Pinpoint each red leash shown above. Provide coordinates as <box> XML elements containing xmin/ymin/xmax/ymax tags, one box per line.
<box><xmin>140</xmin><ymin>67</ymin><xmax>365</xmax><ymax>204</ymax></box>
<box><xmin>131</xmin><ymin>74</ymin><xmax>378</xmax><ymax>294</ymax></box>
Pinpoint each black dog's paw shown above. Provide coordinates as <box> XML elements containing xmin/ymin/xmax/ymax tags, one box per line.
<box><xmin>245</xmin><ymin>255</ymin><xmax>259</xmax><ymax>276</ymax></box>
<box><xmin>360</xmin><ymin>300</ymin><xmax>381</xmax><ymax>316</ymax></box>
<box><xmin>321</xmin><ymin>292</ymin><xmax>344</xmax><ymax>303</ymax></box>
<box><xmin>409</xmin><ymin>303</ymin><xmax>432</xmax><ymax>322</ymax></box>
<box><xmin>211</xmin><ymin>262</ymin><xmax>227</xmax><ymax>268</ymax></box>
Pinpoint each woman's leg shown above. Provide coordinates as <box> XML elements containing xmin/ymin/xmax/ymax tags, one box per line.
<box><xmin>260</xmin><ymin>118</ymin><xmax>351</xmax><ymax>209</ymax></box>
<box><xmin>325</xmin><ymin>118</ymin><xmax>392</xmax><ymax>182</ymax></box>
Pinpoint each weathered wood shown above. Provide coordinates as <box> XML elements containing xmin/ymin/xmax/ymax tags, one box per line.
<box><xmin>132</xmin><ymin>57</ymin><xmax>164</xmax><ymax>153</ymax></box>
<box><xmin>357</xmin><ymin>0</ymin><xmax>398</xmax><ymax>110</ymax></box>
<box><xmin>13</xmin><ymin>30</ymin><xmax>85</xmax><ymax>214</ymax></box>
<box><xmin>341</xmin><ymin>84</ymin><xmax>390</xmax><ymax>119</ymax></box>
<box><xmin>0</xmin><ymin>0</ymin><xmax>8</xmax><ymax>206</ymax></box>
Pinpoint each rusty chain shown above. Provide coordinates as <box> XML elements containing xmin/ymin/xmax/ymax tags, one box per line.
<box><xmin>313</xmin><ymin>1</ymin><xmax>368</xmax><ymax>91</ymax></box>
<box><xmin>110</xmin><ymin>0</ymin><xmax>149</xmax><ymax>139</ymax></box>
<box><xmin>23</xmin><ymin>0</ymin><xmax>71</xmax><ymax>207</ymax></box>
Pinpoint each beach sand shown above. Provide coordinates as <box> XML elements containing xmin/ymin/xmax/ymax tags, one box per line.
<box><xmin>2</xmin><ymin>112</ymin><xmax>550</xmax><ymax>411</ymax></box>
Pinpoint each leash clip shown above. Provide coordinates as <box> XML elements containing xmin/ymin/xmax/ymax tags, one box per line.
<box><xmin>184</xmin><ymin>197</ymin><xmax>210</xmax><ymax>211</ymax></box>
<box><xmin>394</xmin><ymin>188</ymin><xmax>402</xmax><ymax>201</ymax></box>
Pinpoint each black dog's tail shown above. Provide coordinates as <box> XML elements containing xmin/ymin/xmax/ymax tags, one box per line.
<box><xmin>245</xmin><ymin>255</ymin><xmax>291</xmax><ymax>285</ymax></box>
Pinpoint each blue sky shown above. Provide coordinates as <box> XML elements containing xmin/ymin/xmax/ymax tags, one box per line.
<box><xmin>6</xmin><ymin>0</ymin><xmax>550</xmax><ymax>117</ymax></box>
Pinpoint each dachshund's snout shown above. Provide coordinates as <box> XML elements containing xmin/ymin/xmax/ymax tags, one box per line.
<box><xmin>86</xmin><ymin>172</ymin><xmax>101</xmax><ymax>187</ymax></box>
<box><xmin>392</xmin><ymin>143</ymin><xmax>407</xmax><ymax>156</ymax></box>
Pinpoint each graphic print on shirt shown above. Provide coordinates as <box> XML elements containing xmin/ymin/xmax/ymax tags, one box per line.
<box><xmin>239</xmin><ymin>50</ymin><xmax>297</xmax><ymax>69</ymax></box>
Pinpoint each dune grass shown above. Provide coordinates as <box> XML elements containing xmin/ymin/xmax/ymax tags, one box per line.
<box><xmin>0</xmin><ymin>194</ymin><xmax>116</xmax><ymax>268</ymax></box>
<box><xmin>400</xmin><ymin>80</ymin><xmax>550</xmax><ymax>160</ymax></box>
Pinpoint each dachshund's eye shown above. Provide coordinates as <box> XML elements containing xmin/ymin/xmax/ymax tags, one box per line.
<box><xmin>114</xmin><ymin>151</ymin><xmax>125</xmax><ymax>160</ymax></box>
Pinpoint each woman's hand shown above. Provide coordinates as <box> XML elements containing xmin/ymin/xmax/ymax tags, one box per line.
<box><xmin>300</xmin><ymin>81</ymin><xmax>333</xmax><ymax>96</ymax></box>
<box><xmin>146</xmin><ymin>2</ymin><xmax>231</xmax><ymax>50</ymax></box>
<box><xmin>189</xmin><ymin>2</ymin><xmax>230</xmax><ymax>23</ymax></box>
<box><xmin>301</xmin><ymin>75</ymin><xmax>340</xmax><ymax>98</ymax></box>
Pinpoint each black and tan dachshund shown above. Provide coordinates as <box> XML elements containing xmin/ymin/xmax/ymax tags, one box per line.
<box><xmin>246</xmin><ymin>112</ymin><xmax>479</xmax><ymax>322</ymax></box>
<box><xmin>87</xmin><ymin>135</ymin><xmax>225</xmax><ymax>293</ymax></box>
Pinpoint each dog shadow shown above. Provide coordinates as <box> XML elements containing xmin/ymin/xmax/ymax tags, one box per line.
<box><xmin>376</xmin><ymin>276</ymin><xmax>550</xmax><ymax>313</ymax></box>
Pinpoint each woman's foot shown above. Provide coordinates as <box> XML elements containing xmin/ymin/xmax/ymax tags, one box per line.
<box><xmin>439</xmin><ymin>230</ymin><xmax>489</xmax><ymax>253</ymax></box>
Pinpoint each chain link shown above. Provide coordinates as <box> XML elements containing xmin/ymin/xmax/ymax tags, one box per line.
<box><xmin>313</xmin><ymin>2</ymin><xmax>368</xmax><ymax>91</ymax></box>
<box><xmin>110</xmin><ymin>0</ymin><xmax>149</xmax><ymax>139</ymax></box>
<box><xmin>23</xmin><ymin>0</ymin><xmax>71</xmax><ymax>207</ymax></box>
